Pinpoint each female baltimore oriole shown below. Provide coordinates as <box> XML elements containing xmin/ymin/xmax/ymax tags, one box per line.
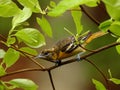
<box><xmin>36</xmin><ymin>31</ymin><xmax>106</xmax><ymax>62</ymax></box>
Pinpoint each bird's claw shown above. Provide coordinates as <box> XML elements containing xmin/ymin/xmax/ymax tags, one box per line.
<box><xmin>76</xmin><ymin>52</ymin><xmax>85</xmax><ymax>61</ymax></box>
<box><xmin>55</xmin><ymin>60</ymin><xmax>61</xmax><ymax>66</ymax></box>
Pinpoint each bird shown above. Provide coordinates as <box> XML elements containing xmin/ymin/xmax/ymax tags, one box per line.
<box><xmin>36</xmin><ymin>31</ymin><xmax>106</xmax><ymax>64</ymax></box>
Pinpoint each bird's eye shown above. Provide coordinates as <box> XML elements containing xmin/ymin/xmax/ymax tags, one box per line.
<box><xmin>43</xmin><ymin>52</ymin><xmax>49</xmax><ymax>55</ymax></box>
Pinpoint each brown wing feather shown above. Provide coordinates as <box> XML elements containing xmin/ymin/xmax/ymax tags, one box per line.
<box><xmin>53</xmin><ymin>36</ymin><xmax>76</xmax><ymax>53</ymax></box>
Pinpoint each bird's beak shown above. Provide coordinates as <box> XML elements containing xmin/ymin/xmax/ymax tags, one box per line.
<box><xmin>34</xmin><ymin>54</ymin><xmax>47</xmax><ymax>59</ymax></box>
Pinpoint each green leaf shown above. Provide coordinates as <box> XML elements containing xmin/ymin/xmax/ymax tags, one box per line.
<box><xmin>3</xmin><ymin>48</ymin><xmax>20</xmax><ymax>68</ymax></box>
<box><xmin>50</xmin><ymin>1</ymin><xmax>56</xmax><ymax>8</ymax></box>
<box><xmin>20</xmin><ymin>47</ymin><xmax>38</xmax><ymax>56</ymax></box>
<box><xmin>0</xmin><ymin>0</ymin><xmax>21</xmax><ymax>17</ymax></box>
<box><xmin>109</xmin><ymin>78</ymin><xmax>120</xmax><ymax>84</ymax></box>
<box><xmin>18</xmin><ymin>0</ymin><xmax>42</xmax><ymax>13</ymax></box>
<box><xmin>12</xmin><ymin>7</ymin><xmax>32</xmax><ymax>29</ymax></box>
<box><xmin>0</xmin><ymin>49</ymin><xmax>5</xmax><ymax>59</ymax></box>
<box><xmin>71</xmin><ymin>8</ymin><xmax>83</xmax><ymax>34</ymax></box>
<box><xmin>37</xmin><ymin>16</ymin><xmax>52</xmax><ymax>37</ymax></box>
<box><xmin>103</xmin><ymin>0</ymin><xmax>120</xmax><ymax>20</ymax></box>
<box><xmin>109</xmin><ymin>21</ymin><xmax>120</xmax><ymax>36</ymax></box>
<box><xmin>6</xmin><ymin>37</ymin><xmax>16</xmax><ymax>46</ymax></box>
<box><xmin>0</xmin><ymin>65</ymin><xmax>6</xmax><ymax>76</ymax></box>
<box><xmin>15</xmin><ymin>28</ymin><xmax>45</xmax><ymax>48</ymax></box>
<box><xmin>0</xmin><ymin>81</ymin><xmax>6</xmax><ymax>90</ymax></box>
<box><xmin>92</xmin><ymin>79</ymin><xmax>106</xmax><ymax>90</ymax></box>
<box><xmin>9</xmin><ymin>79</ymin><xmax>38</xmax><ymax>90</ymax></box>
<box><xmin>0</xmin><ymin>85</ymin><xmax>4</xmax><ymax>90</ymax></box>
<box><xmin>85</xmin><ymin>0</ymin><xmax>99</xmax><ymax>7</ymax></box>
<box><xmin>99</xmin><ymin>19</ymin><xmax>113</xmax><ymax>32</ymax></box>
<box><xmin>0</xmin><ymin>81</ymin><xmax>4</xmax><ymax>90</ymax></box>
<box><xmin>116</xmin><ymin>38</ymin><xmax>120</xmax><ymax>54</ymax></box>
<box><xmin>48</xmin><ymin>0</ymin><xmax>96</xmax><ymax>16</ymax></box>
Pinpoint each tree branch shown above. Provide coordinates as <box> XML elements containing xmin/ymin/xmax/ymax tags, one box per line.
<box><xmin>54</xmin><ymin>42</ymin><xmax>120</xmax><ymax>67</ymax></box>
<box><xmin>0</xmin><ymin>42</ymin><xmax>119</xmax><ymax>79</ymax></box>
<box><xmin>84</xmin><ymin>58</ymin><xmax>110</xmax><ymax>90</ymax></box>
<box><xmin>0</xmin><ymin>68</ymin><xmax>44</xmax><ymax>78</ymax></box>
<box><xmin>80</xmin><ymin>5</ymin><xmax>100</xmax><ymax>25</ymax></box>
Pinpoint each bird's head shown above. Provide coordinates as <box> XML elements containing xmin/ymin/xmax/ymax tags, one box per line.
<box><xmin>35</xmin><ymin>48</ymin><xmax>57</xmax><ymax>61</ymax></box>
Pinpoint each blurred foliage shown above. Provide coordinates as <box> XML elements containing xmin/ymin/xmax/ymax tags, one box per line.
<box><xmin>0</xmin><ymin>17</ymin><xmax>12</xmax><ymax>35</ymax></box>
<box><xmin>0</xmin><ymin>0</ymin><xmax>120</xmax><ymax>90</ymax></box>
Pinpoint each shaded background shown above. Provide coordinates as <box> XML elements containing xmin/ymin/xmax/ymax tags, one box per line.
<box><xmin>0</xmin><ymin>0</ymin><xmax>120</xmax><ymax>90</ymax></box>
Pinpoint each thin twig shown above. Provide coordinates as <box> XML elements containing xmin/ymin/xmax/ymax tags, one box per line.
<box><xmin>0</xmin><ymin>34</ymin><xmax>7</xmax><ymax>41</ymax></box>
<box><xmin>24</xmin><ymin>53</ymin><xmax>45</xmax><ymax>69</ymax></box>
<box><xmin>48</xmin><ymin>70</ymin><xmax>56</xmax><ymax>90</ymax></box>
<box><xmin>78</xmin><ymin>44</ymin><xmax>95</xmax><ymax>52</ymax></box>
<box><xmin>0</xmin><ymin>34</ymin><xmax>35</xmax><ymax>57</ymax></box>
<box><xmin>81</xmin><ymin>42</ymin><xmax>120</xmax><ymax>58</ymax></box>
<box><xmin>80</xmin><ymin>5</ymin><xmax>100</xmax><ymax>25</ymax></box>
<box><xmin>0</xmin><ymin>68</ymin><xmax>44</xmax><ymax>78</ymax></box>
<box><xmin>68</xmin><ymin>5</ymin><xmax>100</xmax><ymax>25</ymax></box>
<box><xmin>9</xmin><ymin>46</ymin><xmax>45</xmax><ymax>69</ymax></box>
<box><xmin>0</xmin><ymin>34</ymin><xmax>45</xmax><ymax>69</ymax></box>
<box><xmin>84</xmin><ymin>58</ymin><xmax>110</xmax><ymax>90</ymax></box>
